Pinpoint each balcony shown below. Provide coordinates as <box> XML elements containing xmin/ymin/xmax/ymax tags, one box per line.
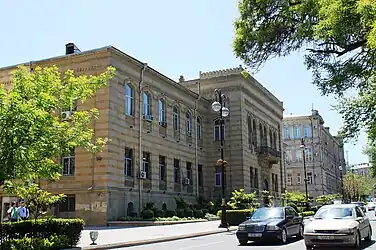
<box><xmin>256</xmin><ymin>146</ymin><xmax>281</xmax><ymax>165</ymax></box>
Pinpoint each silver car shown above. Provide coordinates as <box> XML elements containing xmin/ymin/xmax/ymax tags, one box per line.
<box><xmin>303</xmin><ymin>204</ymin><xmax>372</xmax><ymax>249</ymax></box>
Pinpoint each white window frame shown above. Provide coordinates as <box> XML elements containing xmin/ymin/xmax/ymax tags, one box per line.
<box><xmin>125</xmin><ymin>84</ymin><xmax>134</xmax><ymax>116</ymax></box>
<box><xmin>287</xmin><ymin>174</ymin><xmax>292</xmax><ymax>185</ymax></box>
<box><xmin>62</xmin><ymin>154</ymin><xmax>75</xmax><ymax>176</ymax></box>
<box><xmin>284</xmin><ymin>127</ymin><xmax>290</xmax><ymax>139</ymax></box>
<box><xmin>186</xmin><ymin>112</ymin><xmax>191</xmax><ymax>136</ymax></box>
<box><xmin>142</xmin><ymin>152</ymin><xmax>150</xmax><ymax>179</ymax></box>
<box><xmin>294</xmin><ymin>126</ymin><xmax>300</xmax><ymax>139</ymax></box>
<box><xmin>124</xmin><ymin>148</ymin><xmax>132</xmax><ymax>177</ymax></box>
<box><xmin>297</xmin><ymin>173</ymin><xmax>301</xmax><ymax>185</ymax></box>
<box><xmin>143</xmin><ymin>92</ymin><xmax>151</xmax><ymax>116</ymax></box>
<box><xmin>197</xmin><ymin>117</ymin><xmax>202</xmax><ymax>139</ymax></box>
<box><xmin>158</xmin><ymin>99</ymin><xmax>166</xmax><ymax>123</ymax></box>
<box><xmin>173</xmin><ymin>107</ymin><xmax>180</xmax><ymax>132</ymax></box>
<box><xmin>303</xmin><ymin>126</ymin><xmax>311</xmax><ymax>138</ymax></box>
<box><xmin>307</xmin><ymin>172</ymin><xmax>313</xmax><ymax>184</ymax></box>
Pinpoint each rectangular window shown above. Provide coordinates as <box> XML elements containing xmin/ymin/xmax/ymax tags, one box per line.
<box><xmin>125</xmin><ymin>84</ymin><xmax>134</xmax><ymax>116</ymax></box>
<box><xmin>124</xmin><ymin>148</ymin><xmax>133</xmax><ymax>177</ymax></box>
<box><xmin>214</xmin><ymin>120</ymin><xmax>225</xmax><ymax>141</ymax></box>
<box><xmin>159</xmin><ymin>155</ymin><xmax>166</xmax><ymax>181</ymax></box>
<box><xmin>285</xmin><ymin>150</ymin><xmax>292</xmax><ymax>163</ymax></box>
<box><xmin>143</xmin><ymin>152</ymin><xmax>150</xmax><ymax>179</ymax></box>
<box><xmin>174</xmin><ymin>159</ymin><xmax>180</xmax><ymax>183</ymax></box>
<box><xmin>275</xmin><ymin>174</ymin><xmax>278</xmax><ymax>192</ymax></box>
<box><xmin>254</xmin><ymin>168</ymin><xmax>259</xmax><ymax>188</ymax></box>
<box><xmin>297</xmin><ymin>173</ymin><xmax>301</xmax><ymax>185</ymax></box>
<box><xmin>198</xmin><ymin>164</ymin><xmax>203</xmax><ymax>187</ymax></box>
<box><xmin>307</xmin><ymin>172</ymin><xmax>313</xmax><ymax>184</ymax></box>
<box><xmin>143</xmin><ymin>92</ymin><xmax>151</xmax><ymax>116</ymax></box>
<box><xmin>215</xmin><ymin>173</ymin><xmax>222</xmax><ymax>186</ymax></box>
<box><xmin>305</xmin><ymin>148</ymin><xmax>313</xmax><ymax>162</ymax></box>
<box><xmin>59</xmin><ymin>195</ymin><xmax>75</xmax><ymax>212</ymax></box>
<box><xmin>186</xmin><ymin>162</ymin><xmax>192</xmax><ymax>185</ymax></box>
<box><xmin>293</xmin><ymin>126</ymin><xmax>300</xmax><ymax>139</ymax></box>
<box><xmin>287</xmin><ymin>174</ymin><xmax>292</xmax><ymax>185</ymax></box>
<box><xmin>295</xmin><ymin>150</ymin><xmax>302</xmax><ymax>162</ymax></box>
<box><xmin>303</xmin><ymin>126</ymin><xmax>311</xmax><ymax>138</ymax></box>
<box><xmin>284</xmin><ymin>127</ymin><xmax>290</xmax><ymax>139</ymax></box>
<box><xmin>62</xmin><ymin>149</ymin><xmax>75</xmax><ymax>176</ymax></box>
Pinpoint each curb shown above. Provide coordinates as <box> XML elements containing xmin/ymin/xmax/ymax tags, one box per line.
<box><xmin>69</xmin><ymin>228</ymin><xmax>236</xmax><ymax>250</ymax></box>
<box><xmin>107</xmin><ymin>219</ymin><xmax>207</xmax><ymax>227</ymax></box>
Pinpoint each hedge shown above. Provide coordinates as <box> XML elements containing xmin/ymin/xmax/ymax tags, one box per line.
<box><xmin>1</xmin><ymin>235</ymin><xmax>69</xmax><ymax>250</ymax></box>
<box><xmin>0</xmin><ymin>218</ymin><xmax>84</xmax><ymax>248</ymax></box>
<box><xmin>299</xmin><ymin>211</ymin><xmax>315</xmax><ymax>217</ymax></box>
<box><xmin>217</xmin><ymin>209</ymin><xmax>254</xmax><ymax>226</ymax></box>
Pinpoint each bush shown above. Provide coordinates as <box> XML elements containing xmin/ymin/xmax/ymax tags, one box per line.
<box><xmin>176</xmin><ymin>209</ymin><xmax>185</xmax><ymax>218</ymax></box>
<box><xmin>194</xmin><ymin>209</ymin><xmax>204</xmax><ymax>218</ymax></box>
<box><xmin>184</xmin><ymin>208</ymin><xmax>194</xmax><ymax>217</ymax></box>
<box><xmin>0</xmin><ymin>218</ymin><xmax>84</xmax><ymax>248</ymax></box>
<box><xmin>165</xmin><ymin>210</ymin><xmax>176</xmax><ymax>217</ymax></box>
<box><xmin>299</xmin><ymin>211</ymin><xmax>315</xmax><ymax>217</ymax></box>
<box><xmin>141</xmin><ymin>209</ymin><xmax>154</xmax><ymax>219</ymax></box>
<box><xmin>2</xmin><ymin>235</ymin><xmax>69</xmax><ymax>250</ymax></box>
<box><xmin>202</xmin><ymin>209</ymin><xmax>209</xmax><ymax>216</ymax></box>
<box><xmin>217</xmin><ymin>209</ymin><xmax>254</xmax><ymax>226</ymax></box>
<box><xmin>154</xmin><ymin>209</ymin><xmax>164</xmax><ymax>218</ymax></box>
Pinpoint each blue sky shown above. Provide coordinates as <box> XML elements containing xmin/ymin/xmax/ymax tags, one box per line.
<box><xmin>0</xmin><ymin>0</ymin><xmax>367</xmax><ymax>164</ymax></box>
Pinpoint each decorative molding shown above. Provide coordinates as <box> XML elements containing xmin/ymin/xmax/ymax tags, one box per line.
<box><xmin>199</xmin><ymin>66</ymin><xmax>243</xmax><ymax>79</ymax></box>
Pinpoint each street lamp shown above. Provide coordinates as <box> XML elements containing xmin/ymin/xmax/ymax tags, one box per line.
<box><xmin>212</xmin><ymin>89</ymin><xmax>229</xmax><ymax>229</ymax></box>
<box><xmin>339</xmin><ymin>165</ymin><xmax>344</xmax><ymax>202</ymax></box>
<box><xmin>300</xmin><ymin>138</ymin><xmax>309</xmax><ymax>210</ymax></box>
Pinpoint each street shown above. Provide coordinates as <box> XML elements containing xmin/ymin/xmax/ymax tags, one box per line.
<box><xmin>120</xmin><ymin>212</ymin><xmax>376</xmax><ymax>250</ymax></box>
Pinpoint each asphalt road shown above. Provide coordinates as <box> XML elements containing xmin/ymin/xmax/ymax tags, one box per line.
<box><xmin>120</xmin><ymin>212</ymin><xmax>376</xmax><ymax>250</ymax></box>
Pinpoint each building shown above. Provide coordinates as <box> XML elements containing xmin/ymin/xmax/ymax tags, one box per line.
<box><xmin>283</xmin><ymin>110</ymin><xmax>346</xmax><ymax>199</ymax></box>
<box><xmin>350</xmin><ymin>163</ymin><xmax>371</xmax><ymax>176</ymax></box>
<box><xmin>0</xmin><ymin>43</ymin><xmax>284</xmax><ymax>225</ymax></box>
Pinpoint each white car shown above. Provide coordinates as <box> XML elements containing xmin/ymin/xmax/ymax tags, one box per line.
<box><xmin>303</xmin><ymin>204</ymin><xmax>372</xmax><ymax>249</ymax></box>
<box><xmin>367</xmin><ymin>202</ymin><xmax>376</xmax><ymax>211</ymax></box>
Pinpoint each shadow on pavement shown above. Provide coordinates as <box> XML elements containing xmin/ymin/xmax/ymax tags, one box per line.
<box><xmin>238</xmin><ymin>236</ymin><xmax>302</xmax><ymax>247</ymax></box>
<box><xmin>84</xmin><ymin>226</ymin><xmax>135</xmax><ymax>231</ymax></box>
<box><xmin>306</xmin><ymin>240</ymin><xmax>375</xmax><ymax>250</ymax></box>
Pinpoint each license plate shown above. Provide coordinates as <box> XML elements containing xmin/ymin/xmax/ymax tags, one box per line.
<box><xmin>248</xmin><ymin>233</ymin><xmax>262</xmax><ymax>237</ymax></box>
<box><xmin>317</xmin><ymin>235</ymin><xmax>335</xmax><ymax>240</ymax></box>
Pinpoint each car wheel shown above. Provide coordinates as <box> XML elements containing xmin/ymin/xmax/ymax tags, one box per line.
<box><xmin>305</xmin><ymin>244</ymin><xmax>313</xmax><ymax>250</ymax></box>
<box><xmin>238</xmin><ymin>239</ymin><xmax>248</xmax><ymax>245</ymax></box>
<box><xmin>297</xmin><ymin>224</ymin><xmax>304</xmax><ymax>239</ymax></box>
<box><xmin>353</xmin><ymin>230</ymin><xmax>361</xmax><ymax>249</ymax></box>
<box><xmin>280</xmin><ymin>228</ymin><xmax>288</xmax><ymax>244</ymax></box>
<box><xmin>365</xmin><ymin>225</ymin><xmax>372</xmax><ymax>242</ymax></box>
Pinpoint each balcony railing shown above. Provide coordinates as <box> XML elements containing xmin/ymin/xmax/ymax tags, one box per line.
<box><xmin>256</xmin><ymin>146</ymin><xmax>281</xmax><ymax>164</ymax></box>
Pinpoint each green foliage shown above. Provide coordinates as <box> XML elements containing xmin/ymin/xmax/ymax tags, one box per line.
<box><xmin>1</xmin><ymin>218</ymin><xmax>84</xmax><ymax>247</ymax></box>
<box><xmin>364</xmin><ymin>145</ymin><xmax>376</xmax><ymax>177</ymax></box>
<box><xmin>0</xmin><ymin>65</ymin><xmax>115</xmax><ymax>182</ymax></box>
<box><xmin>299</xmin><ymin>211</ymin><xmax>315</xmax><ymax>217</ymax></box>
<box><xmin>165</xmin><ymin>210</ymin><xmax>176</xmax><ymax>217</ymax></box>
<box><xmin>227</xmin><ymin>189</ymin><xmax>259</xmax><ymax>209</ymax></box>
<box><xmin>176</xmin><ymin>209</ymin><xmax>185</xmax><ymax>218</ymax></box>
<box><xmin>193</xmin><ymin>209</ymin><xmax>204</xmax><ymax>218</ymax></box>
<box><xmin>117</xmin><ymin>216</ymin><xmax>203</xmax><ymax>222</ymax></box>
<box><xmin>217</xmin><ymin>209</ymin><xmax>255</xmax><ymax>226</ymax></box>
<box><xmin>282</xmin><ymin>191</ymin><xmax>310</xmax><ymax>212</ymax></box>
<box><xmin>262</xmin><ymin>190</ymin><xmax>274</xmax><ymax>207</ymax></box>
<box><xmin>141</xmin><ymin>209</ymin><xmax>154</xmax><ymax>219</ymax></box>
<box><xmin>4</xmin><ymin>183</ymin><xmax>65</xmax><ymax>220</ymax></box>
<box><xmin>343</xmin><ymin>173</ymin><xmax>375</xmax><ymax>201</ymax></box>
<box><xmin>175</xmin><ymin>197</ymin><xmax>189</xmax><ymax>210</ymax></box>
<box><xmin>316</xmin><ymin>194</ymin><xmax>342</xmax><ymax>205</ymax></box>
<box><xmin>233</xmin><ymin>0</ymin><xmax>376</xmax><ymax>143</ymax></box>
<box><xmin>1</xmin><ymin>235</ymin><xmax>69</xmax><ymax>250</ymax></box>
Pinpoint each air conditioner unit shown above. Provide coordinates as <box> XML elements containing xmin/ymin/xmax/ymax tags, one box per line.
<box><xmin>185</xmin><ymin>178</ymin><xmax>190</xmax><ymax>185</ymax></box>
<box><xmin>139</xmin><ymin>171</ymin><xmax>147</xmax><ymax>179</ymax></box>
<box><xmin>61</xmin><ymin>111</ymin><xmax>72</xmax><ymax>120</ymax></box>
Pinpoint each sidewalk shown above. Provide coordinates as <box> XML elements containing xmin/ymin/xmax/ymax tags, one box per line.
<box><xmin>74</xmin><ymin>220</ymin><xmax>237</xmax><ymax>250</ymax></box>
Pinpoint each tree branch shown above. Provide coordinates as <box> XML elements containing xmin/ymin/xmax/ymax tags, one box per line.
<box><xmin>307</xmin><ymin>40</ymin><xmax>367</xmax><ymax>56</ymax></box>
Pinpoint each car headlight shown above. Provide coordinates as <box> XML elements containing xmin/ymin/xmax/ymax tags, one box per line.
<box><xmin>338</xmin><ymin>228</ymin><xmax>356</xmax><ymax>234</ymax></box>
<box><xmin>266</xmin><ymin>225</ymin><xmax>280</xmax><ymax>231</ymax></box>
<box><xmin>304</xmin><ymin>227</ymin><xmax>314</xmax><ymax>233</ymax></box>
<box><xmin>238</xmin><ymin>224</ymin><xmax>246</xmax><ymax>231</ymax></box>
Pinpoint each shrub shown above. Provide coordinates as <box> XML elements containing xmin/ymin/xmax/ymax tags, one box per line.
<box><xmin>175</xmin><ymin>197</ymin><xmax>189</xmax><ymax>210</ymax></box>
<box><xmin>194</xmin><ymin>209</ymin><xmax>204</xmax><ymax>218</ymax></box>
<box><xmin>202</xmin><ymin>209</ymin><xmax>209</xmax><ymax>216</ymax></box>
<box><xmin>165</xmin><ymin>210</ymin><xmax>176</xmax><ymax>217</ymax></box>
<box><xmin>176</xmin><ymin>209</ymin><xmax>185</xmax><ymax>218</ymax></box>
<box><xmin>154</xmin><ymin>209</ymin><xmax>164</xmax><ymax>218</ymax></box>
<box><xmin>184</xmin><ymin>208</ymin><xmax>194</xmax><ymax>217</ymax></box>
<box><xmin>227</xmin><ymin>189</ymin><xmax>259</xmax><ymax>209</ymax></box>
<box><xmin>299</xmin><ymin>211</ymin><xmax>315</xmax><ymax>217</ymax></box>
<box><xmin>2</xmin><ymin>235</ymin><xmax>69</xmax><ymax>250</ymax></box>
<box><xmin>217</xmin><ymin>209</ymin><xmax>254</xmax><ymax>226</ymax></box>
<box><xmin>141</xmin><ymin>209</ymin><xmax>154</xmax><ymax>219</ymax></box>
<box><xmin>0</xmin><ymin>218</ymin><xmax>84</xmax><ymax>247</ymax></box>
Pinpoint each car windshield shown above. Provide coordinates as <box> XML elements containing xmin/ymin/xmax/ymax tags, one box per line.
<box><xmin>251</xmin><ymin>207</ymin><xmax>284</xmax><ymax>220</ymax></box>
<box><xmin>315</xmin><ymin>207</ymin><xmax>354</xmax><ymax>220</ymax></box>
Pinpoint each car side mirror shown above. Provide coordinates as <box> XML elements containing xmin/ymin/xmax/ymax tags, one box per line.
<box><xmin>356</xmin><ymin>217</ymin><xmax>364</xmax><ymax>222</ymax></box>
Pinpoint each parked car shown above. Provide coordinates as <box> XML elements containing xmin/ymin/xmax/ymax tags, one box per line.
<box><xmin>236</xmin><ymin>206</ymin><xmax>303</xmax><ymax>245</ymax></box>
<box><xmin>303</xmin><ymin>204</ymin><xmax>372</xmax><ymax>249</ymax></box>
<box><xmin>367</xmin><ymin>202</ymin><xmax>376</xmax><ymax>211</ymax></box>
<box><xmin>351</xmin><ymin>202</ymin><xmax>367</xmax><ymax>213</ymax></box>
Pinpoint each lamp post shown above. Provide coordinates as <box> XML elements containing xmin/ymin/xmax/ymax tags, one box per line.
<box><xmin>339</xmin><ymin>165</ymin><xmax>344</xmax><ymax>202</ymax></box>
<box><xmin>212</xmin><ymin>89</ymin><xmax>230</xmax><ymax>229</ymax></box>
<box><xmin>300</xmin><ymin>138</ymin><xmax>309</xmax><ymax>210</ymax></box>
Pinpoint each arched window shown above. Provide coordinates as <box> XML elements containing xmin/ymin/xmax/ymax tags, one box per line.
<box><xmin>125</xmin><ymin>84</ymin><xmax>134</xmax><ymax>116</ymax></box>
<box><xmin>259</xmin><ymin>123</ymin><xmax>263</xmax><ymax>145</ymax></box>
<box><xmin>158</xmin><ymin>99</ymin><xmax>166</xmax><ymax>123</ymax></box>
<box><xmin>186</xmin><ymin>111</ymin><xmax>191</xmax><ymax>136</ymax></box>
<box><xmin>252</xmin><ymin>120</ymin><xmax>257</xmax><ymax>146</ymax></box>
<box><xmin>143</xmin><ymin>92</ymin><xmax>151</xmax><ymax>116</ymax></box>
<box><xmin>173</xmin><ymin>106</ymin><xmax>180</xmax><ymax>131</ymax></box>
<box><xmin>248</xmin><ymin>117</ymin><xmax>252</xmax><ymax>145</ymax></box>
<box><xmin>269</xmin><ymin>129</ymin><xmax>273</xmax><ymax>148</ymax></box>
<box><xmin>197</xmin><ymin>117</ymin><xmax>202</xmax><ymax>139</ymax></box>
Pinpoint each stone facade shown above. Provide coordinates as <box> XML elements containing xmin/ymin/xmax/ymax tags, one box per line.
<box><xmin>283</xmin><ymin>110</ymin><xmax>346</xmax><ymax>200</ymax></box>
<box><xmin>0</xmin><ymin>44</ymin><xmax>285</xmax><ymax>225</ymax></box>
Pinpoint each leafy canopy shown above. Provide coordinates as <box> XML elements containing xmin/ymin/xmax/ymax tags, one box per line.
<box><xmin>342</xmin><ymin>172</ymin><xmax>375</xmax><ymax>201</ymax></box>
<box><xmin>233</xmin><ymin>0</ymin><xmax>376</xmax><ymax>141</ymax></box>
<box><xmin>0</xmin><ymin>66</ymin><xmax>115</xmax><ymax>181</ymax></box>
<box><xmin>227</xmin><ymin>189</ymin><xmax>260</xmax><ymax>209</ymax></box>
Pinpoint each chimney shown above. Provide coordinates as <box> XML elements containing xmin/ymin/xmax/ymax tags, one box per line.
<box><xmin>65</xmin><ymin>42</ymin><xmax>81</xmax><ymax>55</ymax></box>
<box><xmin>179</xmin><ymin>75</ymin><xmax>185</xmax><ymax>82</ymax></box>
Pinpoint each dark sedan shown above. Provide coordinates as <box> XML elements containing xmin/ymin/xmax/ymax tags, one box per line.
<box><xmin>236</xmin><ymin>206</ymin><xmax>303</xmax><ymax>245</ymax></box>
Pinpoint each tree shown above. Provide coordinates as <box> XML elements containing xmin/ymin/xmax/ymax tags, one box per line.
<box><xmin>316</xmin><ymin>193</ymin><xmax>341</xmax><ymax>206</ymax></box>
<box><xmin>233</xmin><ymin>0</ymin><xmax>376</xmax><ymax>142</ymax></box>
<box><xmin>0</xmin><ymin>66</ymin><xmax>115</xmax><ymax>182</ymax></box>
<box><xmin>342</xmin><ymin>173</ymin><xmax>374</xmax><ymax>201</ymax></box>
<box><xmin>281</xmin><ymin>191</ymin><xmax>310</xmax><ymax>212</ymax></box>
<box><xmin>227</xmin><ymin>189</ymin><xmax>259</xmax><ymax>209</ymax></box>
<box><xmin>4</xmin><ymin>182</ymin><xmax>65</xmax><ymax>220</ymax></box>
